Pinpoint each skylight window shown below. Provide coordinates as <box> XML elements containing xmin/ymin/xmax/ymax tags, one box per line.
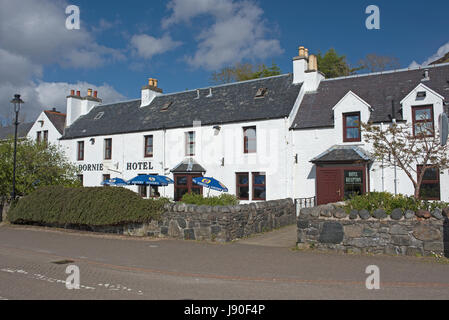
<box><xmin>161</xmin><ymin>101</ymin><xmax>173</xmax><ymax>111</ymax></box>
<box><xmin>94</xmin><ymin>112</ymin><xmax>104</xmax><ymax>120</ymax></box>
<box><xmin>255</xmin><ymin>88</ymin><xmax>268</xmax><ymax>98</ymax></box>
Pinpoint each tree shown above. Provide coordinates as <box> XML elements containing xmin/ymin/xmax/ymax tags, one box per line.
<box><xmin>0</xmin><ymin>138</ymin><xmax>80</xmax><ymax>204</ymax></box>
<box><xmin>316</xmin><ymin>48</ymin><xmax>362</xmax><ymax>78</ymax></box>
<box><xmin>357</xmin><ymin>54</ymin><xmax>400</xmax><ymax>73</ymax></box>
<box><xmin>362</xmin><ymin>121</ymin><xmax>449</xmax><ymax>199</ymax></box>
<box><xmin>210</xmin><ymin>61</ymin><xmax>282</xmax><ymax>84</ymax></box>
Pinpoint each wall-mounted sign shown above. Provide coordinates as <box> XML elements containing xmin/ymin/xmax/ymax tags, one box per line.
<box><xmin>345</xmin><ymin>171</ymin><xmax>362</xmax><ymax>185</ymax></box>
<box><xmin>79</xmin><ymin>163</ymin><xmax>103</xmax><ymax>172</ymax></box>
<box><xmin>126</xmin><ymin>162</ymin><xmax>154</xmax><ymax>171</ymax></box>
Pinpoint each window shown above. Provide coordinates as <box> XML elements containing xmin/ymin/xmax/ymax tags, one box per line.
<box><xmin>104</xmin><ymin>138</ymin><xmax>112</xmax><ymax>160</ymax></box>
<box><xmin>412</xmin><ymin>105</ymin><xmax>434</xmax><ymax>137</ymax></box>
<box><xmin>150</xmin><ymin>186</ymin><xmax>160</xmax><ymax>198</ymax></box>
<box><xmin>236</xmin><ymin>173</ymin><xmax>249</xmax><ymax>200</ymax></box>
<box><xmin>343</xmin><ymin>112</ymin><xmax>361</xmax><ymax>142</ymax></box>
<box><xmin>36</xmin><ymin>131</ymin><xmax>41</xmax><ymax>143</ymax></box>
<box><xmin>417</xmin><ymin>165</ymin><xmax>440</xmax><ymax>200</ymax></box>
<box><xmin>343</xmin><ymin>170</ymin><xmax>364</xmax><ymax>199</ymax></box>
<box><xmin>255</xmin><ymin>88</ymin><xmax>268</xmax><ymax>98</ymax></box>
<box><xmin>77</xmin><ymin>141</ymin><xmax>84</xmax><ymax>161</ymax></box>
<box><xmin>252</xmin><ymin>172</ymin><xmax>266</xmax><ymax>201</ymax></box>
<box><xmin>94</xmin><ymin>112</ymin><xmax>104</xmax><ymax>120</ymax></box>
<box><xmin>243</xmin><ymin>126</ymin><xmax>257</xmax><ymax>153</ymax></box>
<box><xmin>77</xmin><ymin>174</ymin><xmax>83</xmax><ymax>186</ymax></box>
<box><xmin>102</xmin><ymin>174</ymin><xmax>110</xmax><ymax>187</ymax></box>
<box><xmin>185</xmin><ymin>132</ymin><xmax>195</xmax><ymax>156</ymax></box>
<box><xmin>174</xmin><ymin>174</ymin><xmax>203</xmax><ymax>201</ymax></box>
<box><xmin>161</xmin><ymin>101</ymin><xmax>173</xmax><ymax>111</ymax></box>
<box><xmin>144</xmin><ymin>135</ymin><xmax>153</xmax><ymax>158</ymax></box>
<box><xmin>138</xmin><ymin>174</ymin><xmax>148</xmax><ymax>198</ymax></box>
<box><xmin>43</xmin><ymin>131</ymin><xmax>48</xmax><ymax>145</ymax></box>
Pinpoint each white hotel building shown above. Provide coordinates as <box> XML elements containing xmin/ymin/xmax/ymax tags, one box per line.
<box><xmin>48</xmin><ymin>47</ymin><xmax>449</xmax><ymax>204</ymax></box>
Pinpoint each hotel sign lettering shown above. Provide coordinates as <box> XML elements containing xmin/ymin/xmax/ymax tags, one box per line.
<box><xmin>345</xmin><ymin>171</ymin><xmax>362</xmax><ymax>185</ymax></box>
<box><xmin>78</xmin><ymin>162</ymin><xmax>154</xmax><ymax>172</ymax></box>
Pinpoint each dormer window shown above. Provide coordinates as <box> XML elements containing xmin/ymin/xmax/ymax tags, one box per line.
<box><xmin>343</xmin><ymin>112</ymin><xmax>361</xmax><ymax>142</ymax></box>
<box><xmin>255</xmin><ymin>88</ymin><xmax>267</xmax><ymax>98</ymax></box>
<box><xmin>412</xmin><ymin>105</ymin><xmax>434</xmax><ymax>137</ymax></box>
<box><xmin>161</xmin><ymin>101</ymin><xmax>173</xmax><ymax>111</ymax></box>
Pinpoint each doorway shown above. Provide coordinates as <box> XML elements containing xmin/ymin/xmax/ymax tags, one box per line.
<box><xmin>174</xmin><ymin>173</ymin><xmax>203</xmax><ymax>201</ymax></box>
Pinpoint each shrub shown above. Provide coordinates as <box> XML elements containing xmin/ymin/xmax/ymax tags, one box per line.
<box><xmin>8</xmin><ymin>186</ymin><xmax>169</xmax><ymax>226</ymax></box>
<box><xmin>344</xmin><ymin>192</ymin><xmax>448</xmax><ymax>214</ymax></box>
<box><xmin>181</xmin><ymin>193</ymin><xmax>239</xmax><ymax>206</ymax></box>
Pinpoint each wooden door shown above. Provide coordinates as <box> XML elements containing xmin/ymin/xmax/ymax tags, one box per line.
<box><xmin>316</xmin><ymin>168</ymin><xmax>343</xmax><ymax>205</ymax></box>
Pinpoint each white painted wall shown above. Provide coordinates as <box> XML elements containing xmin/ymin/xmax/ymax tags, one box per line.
<box><xmin>60</xmin><ymin>118</ymin><xmax>290</xmax><ymax>202</ymax></box>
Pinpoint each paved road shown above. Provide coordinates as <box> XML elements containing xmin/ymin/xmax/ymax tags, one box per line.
<box><xmin>0</xmin><ymin>224</ymin><xmax>448</xmax><ymax>300</ymax></box>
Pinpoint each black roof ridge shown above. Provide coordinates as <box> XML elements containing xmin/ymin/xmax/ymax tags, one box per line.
<box><xmin>322</xmin><ymin>61</ymin><xmax>449</xmax><ymax>83</ymax></box>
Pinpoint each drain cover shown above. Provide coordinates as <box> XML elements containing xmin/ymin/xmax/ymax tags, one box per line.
<box><xmin>51</xmin><ymin>259</ymin><xmax>75</xmax><ymax>265</ymax></box>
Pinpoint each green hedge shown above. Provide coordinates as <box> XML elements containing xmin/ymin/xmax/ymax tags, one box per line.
<box><xmin>344</xmin><ymin>192</ymin><xmax>449</xmax><ymax>214</ymax></box>
<box><xmin>8</xmin><ymin>186</ymin><xmax>169</xmax><ymax>226</ymax></box>
<box><xmin>181</xmin><ymin>193</ymin><xmax>239</xmax><ymax>206</ymax></box>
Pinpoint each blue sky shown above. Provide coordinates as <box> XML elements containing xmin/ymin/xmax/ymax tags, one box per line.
<box><xmin>0</xmin><ymin>0</ymin><xmax>448</xmax><ymax>123</ymax></box>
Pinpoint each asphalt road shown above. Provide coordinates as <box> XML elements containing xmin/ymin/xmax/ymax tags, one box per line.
<box><xmin>0</xmin><ymin>224</ymin><xmax>448</xmax><ymax>300</ymax></box>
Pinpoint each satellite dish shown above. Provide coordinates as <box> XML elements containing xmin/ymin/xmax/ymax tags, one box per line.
<box><xmin>439</xmin><ymin>113</ymin><xmax>448</xmax><ymax>146</ymax></box>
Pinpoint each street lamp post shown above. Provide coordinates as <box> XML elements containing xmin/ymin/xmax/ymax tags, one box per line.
<box><xmin>10</xmin><ymin>94</ymin><xmax>24</xmax><ymax>201</ymax></box>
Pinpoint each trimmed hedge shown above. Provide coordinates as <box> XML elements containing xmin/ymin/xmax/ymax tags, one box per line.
<box><xmin>8</xmin><ymin>186</ymin><xmax>169</xmax><ymax>226</ymax></box>
<box><xmin>181</xmin><ymin>193</ymin><xmax>239</xmax><ymax>206</ymax></box>
<box><xmin>344</xmin><ymin>192</ymin><xmax>449</xmax><ymax>214</ymax></box>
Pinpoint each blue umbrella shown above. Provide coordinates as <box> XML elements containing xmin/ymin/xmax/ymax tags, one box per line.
<box><xmin>127</xmin><ymin>175</ymin><xmax>170</xmax><ymax>186</ymax></box>
<box><xmin>192</xmin><ymin>177</ymin><xmax>228</xmax><ymax>192</ymax></box>
<box><xmin>101</xmin><ymin>178</ymin><xmax>128</xmax><ymax>187</ymax></box>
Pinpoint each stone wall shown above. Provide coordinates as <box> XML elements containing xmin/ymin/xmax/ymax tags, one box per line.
<box><xmin>297</xmin><ymin>204</ymin><xmax>449</xmax><ymax>257</ymax></box>
<box><xmin>38</xmin><ymin>199</ymin><xmax>296</xmax><ymax>242</ymax></box>
<box><xmin>1</xmin><ymin>201</ymin><xmax>10</xmax><ymax>223</ymax></box>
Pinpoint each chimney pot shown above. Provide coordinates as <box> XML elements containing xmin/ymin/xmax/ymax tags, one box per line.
<box><xmin>298</xmin><ymin>46</ymin><xmax>305</xmax><ymax>57</ymax></box>
<box><xmin>87</xmin><ymin>88</ymin><xmax>93</xmax><ymax>96</ymax></box>
<box><xmin>154</xmin><ymin>79</ymin><xmax>158</xmax><ymax>88</ymax></box>
<box><xmin>52</xmin><ymin>108</ymin><xmax>57</xmax><ymax>112</ymax></box>
<box><xmin>148</xmin><ymin>78</ymin><xmax>154</xmax><ymax>87</ymax></box>
<box><xmin>94</xmin><ymin>91</ymin><xmax>98</xmax><ymax>98</ymax></box>
<box><xmin>305</xmin><ymin>48</ymin><xmax>309</xmax><ymax>59</ymax></box>
<box><xmin>70</xmin><ymin>89</ymin><xmax>75</xmax><ymax>96</ymax></box>
<box><xmin>76</xmin><ymin>90</ymin><xmax>81</xmax><ymax>97</ymax></box>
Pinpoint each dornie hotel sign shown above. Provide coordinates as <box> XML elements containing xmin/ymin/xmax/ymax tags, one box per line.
<box><xmin>78</xmin><ymin>161</ymin><xmax>154</xmax><ymax>172</ymax></box>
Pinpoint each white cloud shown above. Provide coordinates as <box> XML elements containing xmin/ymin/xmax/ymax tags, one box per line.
<box><xmin>409</xmin><ymin>41</ymin><xmax>449</xmax><ymax>68</ymax></box>
<box><xmin>0</xmin><ymin>0</ymin><xmax>124</xmax><ymax>69</ymax></box>
<box><xmin>163</xmin><ymin>0</ymin><xmax>283</xmax><ymax>70</ymax></box>
<box><xmin>130</xmin><ymin>34</ymin><xmax>182</xmax><ymax>60</ymax></box>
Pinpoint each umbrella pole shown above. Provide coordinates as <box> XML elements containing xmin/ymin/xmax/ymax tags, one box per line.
<box><xmin>208</xmin><ymin>188</ymin><xmax>210</xmax><ymax>198</ymax></box>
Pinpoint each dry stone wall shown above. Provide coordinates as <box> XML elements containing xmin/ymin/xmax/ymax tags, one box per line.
<box><xmin>297</xmin><ymin>204</ymin><xmax>449</xmax><ymax>257</ymax></box>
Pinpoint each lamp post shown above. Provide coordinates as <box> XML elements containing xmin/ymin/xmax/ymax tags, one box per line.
<box><xmin>10</xmin><ymin>94</ymin><xmax>24</xmax><ymax>201</ymax></box>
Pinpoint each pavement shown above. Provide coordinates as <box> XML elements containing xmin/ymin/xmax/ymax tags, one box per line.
<box><xmin>0</xmin><ymin>224</ymin><xmax>449</xmax><ymax>300</ymax></box>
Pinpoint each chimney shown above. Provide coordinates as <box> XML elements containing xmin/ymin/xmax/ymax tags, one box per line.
<box><xmin>141</xmin><ymin>77</ymin><xmax>163</xmax><ymax>107</ymax></box>
<box><xmin>94</xmin><ymin>91</ymin><xmax>98</xmax><ymax>98</ymax></box>
<box><xmin>70</xmin><ymin>89</ymin><xmax>75</xmax><ymax>96</ymax></box>
<box><xmin>293</xmin><ymin>46</ymin><xmax>324</xmax><ymax>92</ymax></box>
<box><xmin>292</xmin><ymin>46</ymin><xmax>309</xmax><ymax>84</ymax></box>
<box><xmin>66</xmin><ymin>89</ymin><xmax>102</xmax><ymax>127</ymax></box>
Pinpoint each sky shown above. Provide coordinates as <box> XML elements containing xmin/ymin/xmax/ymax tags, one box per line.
<box><xmin>0</xmin><ymin>0</ymin><xmax>448</xmax><ymax>124</ymax></box>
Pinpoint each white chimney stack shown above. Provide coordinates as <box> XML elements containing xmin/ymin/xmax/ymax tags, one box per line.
<box><xmin>141</xmin><ymin>78</ymin><xmax>163</xmax><ymax>107</ymax></box>
<box><xmin>66</xmin><ymin>89</ymin><xmax>102</xmax><ymax>127</ymax></box>
<box><xmin>292</xmin><ymin>46</ymin><xmax>324</xmax><ymax>92</ymax></box>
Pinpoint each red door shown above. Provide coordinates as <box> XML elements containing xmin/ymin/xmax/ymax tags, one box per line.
<box><xmin>316</xmin><ymin>168</ymin><xmax>343</xmax><ymax>205</ymax></box>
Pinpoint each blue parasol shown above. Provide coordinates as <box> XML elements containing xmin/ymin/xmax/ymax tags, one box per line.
<box><xmin>127</xmin><ymin>175</ymin><xmax>172</xmax><ymax>186</ymax></box>
<box><xmin>192</xmin><ymin>177</ymin><xmax>228</xmax><ymax>192</ymax></box>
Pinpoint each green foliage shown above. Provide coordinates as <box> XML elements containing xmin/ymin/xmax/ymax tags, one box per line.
<box><xmin>8</xmin><ymin>186</ymin><xmax>169</xmax><ymax>226</ymax></box>
<box><xmin>181</xmin><ymin>193</ymin><xmax>239</xmax><ymax>206</ymax></box>
<box><xmin>316</xmin><ymin>48</ymin><xmax>361</xmax><ymax>78</ymax></box>
<box><xmin>344</xmin><ymin>192</ymin><xmax>449</xmax><ymax>214</ymax></box>
<box><xmin>210</xmin><ymin>61</ymin><xmax>282</xmax><ymax>84</ymax></box>
<box><xmin>0</xmin><ymin>137</ymin><xmax>80</xmax><ymax>201</ymax></box>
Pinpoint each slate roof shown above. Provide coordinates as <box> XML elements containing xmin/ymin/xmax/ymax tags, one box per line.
<box><xmin>0</xmin><ymin>122</ymin><xmax>34</xmax><ymax>141</ymax></box>
<box><xmin>44</xmin><ymin>110</ymin><xmax>66</xmax><ymax>135</ymax></box>
<box><xmin>292</xmin><ymin>63</ymin><xmax>449</xmax><ymax>130</ymax></box>
<box><xmin>311</xmin><ymin>145</ymin><xmax>372</xmax><ymax>163</ymax></box>
<box><xmin>171</xmin><ymin>158</ymin><xmax>206</xmax><ymax>173</ymax></box>
<box><xmin>61</xmin><ymin>74</ymin><xmax>302</xmax><ymax>140</ymax></box>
